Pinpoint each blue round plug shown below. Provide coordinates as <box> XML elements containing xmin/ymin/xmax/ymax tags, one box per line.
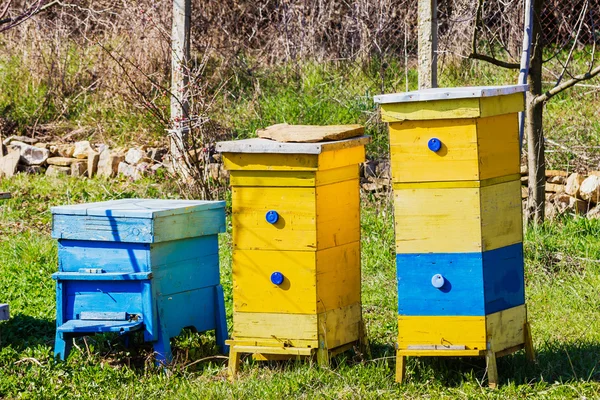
<box><xmin>431</xmin><ymin>274</ymin><xmax>445</xmax><ymax>289</ymax></box>
<box><xmin>265</xmin><ymin>210</ymin><xmax>279</xmax><ymax>224</ymax></box>
<box><xmin>271</xmin><ymin>271</ymin><xmax>284</xmax><ymax>285</ymax></box>
<box><xmin>428</xmin><ymin>138</ymin><xmax>442</xmax><ymax>152</ymax></box>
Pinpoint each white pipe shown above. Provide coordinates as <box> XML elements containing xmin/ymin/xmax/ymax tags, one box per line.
<box><xmin>518</xmin><ymin>0</ymin><xmax>534</xmax><ymax>152</ymax></box>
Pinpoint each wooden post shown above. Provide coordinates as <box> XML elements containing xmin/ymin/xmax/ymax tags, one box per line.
<box><xmin>417</xmin><ymin>0</ymin><xmax>438</xmax><ymax>89</ymax></box>
<box><xmin>170</xmin><ymin>0</ymin><xmax>191</xmax><ymax>170</ymax></box>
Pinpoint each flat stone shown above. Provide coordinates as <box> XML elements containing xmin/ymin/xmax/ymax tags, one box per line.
<box><xmin>71</xmin><ymin>161</ymin><xmax>88</xmax><ymax>177</ymax></box>
<box><xmin>0</xmin><ymin>151</ymin><xmax>20</xmax><ymax>177</ymax></box>
<box><xmin>118</xmin><ymin>161</ymin><xmax>141</xmax><ymax>180</ymax></box>
<box><xmin>3</xmin><ymin>135</ymin><xmax>38</xmax><ymax>145</ymax></box>
<box><xmin>73</xmin><ymin>141</ymin><xmax>93</xmax><ymax>159</ymax></box>
<box><xmin>47</xmin><ymin>157</ymin><xmax>78</xmax><ymax>166</ymax></box>
<box><xmin>46</xmin><ymin>165</ymin><xmax>71</xmax><ymax>177</ymax></box>
<box><xmin>580</xmin><ymin>175</ymin><xmax>600</xmax><ymax>203</ymax></box>
<box><xmin>125</xmin><ymin>148</ymin><xmax>146</xmax><ymax>165</ymax></box>
<box><xmin>11</xmin><ymin>141</ymin><xmax>49</xmax><ymax>165</ymax></box>
<box><xmin>57</xmin><ymin>144</ymin><xmax>75</xmax><ymax>158</ymax></box>
<box><xmin>88</xmin><ymin>151</ymin><xmax>100</xmax><ymax>178</ymax></box>
<box><xmin>98</xmin><ymin>150</ymin><xmax>124</xmax><ymax>178</ymax></box>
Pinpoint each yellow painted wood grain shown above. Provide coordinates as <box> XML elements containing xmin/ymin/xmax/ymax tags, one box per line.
<box><xmin>394</xmin><ymin>187</ymin><xmax>483</xmax><ymax>253</ymax></box>
<box><xmin>223</xmin><ymin>152</ymin><xmax>318</xmax><ymax>171</ymax></box>
<box><xmin>480</xmin><ymin>180</ymin><xmax>523</xmax><ymax>251</ymax></box>
<box><xmin>389</xmin><ymin>119</ymin><xmax>480</xmax><ymax>183</ymax></box>
<box><xmin>232</xmin><ymin>186</ymin><xmax>317</xmax><ymax>251</ymax></box>
<box><xmin>392</xmin><ymin>174</ymin><xmax>520</xmax><ymax>189</ymax></box>
<box><xmin>232</xmin><ymin>249</ymin><xmax>317</xmax><ymax>314</ymax></box>
<box><xmin>318</xmin><ymin>146</ymin><xmax>365</xmax><ymax>170</ymax></box>
<box><xmin>316</xmin><ymin>242</ymin><xmax>361</xmax><ymax>312</ymax></box>
<box><xmin>229</xmin><ymin>165</ymin><xmax>358</xmax><ymax>187</ymax></box>
<box><xmin>316</xmin><ymin>179</ymin><xmax>361</xmax><ymax>249</ymax></box>
<box><xmin>318</xmin><ymin>303</ymin><xmax>362</xmax><ymax>350</ymax></box>
<box><xmin>381</xmin><ymin>93</ymin><xmax>524</xmax><ymax>122</ymax></box>
<box><xmin>397</xmin><ymin>316</ymin><xmax>487</xmax><ymax>351</ymax></box>
<box><xmin>486</xmin><ymin>305</ymin><xmax>527</xmax><ymax>352</ymax></box>
<box><xmin>233</xmin><ymin>312</ymin><xmax>319</xmax><ymax>345</ymax></box>
<box><xmin>477</xmin><ymin>113</ymin><xmax>520</xmax><ymax>180</ymax></box>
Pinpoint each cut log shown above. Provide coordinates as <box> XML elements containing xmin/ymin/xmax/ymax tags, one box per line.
<box><xmin>565</xmin><ymin>173</ymin><xmax>586</xmax><ymax>198</ymax></box>
<box><xmin>580</xmin><ymin>175</ymin><xmax>600</xmax><ymax>203</ymax></box>
<box><xmin>257</xmin><ymin>124</ymin><xmax>364</xmax><ymax>143</ymax></box>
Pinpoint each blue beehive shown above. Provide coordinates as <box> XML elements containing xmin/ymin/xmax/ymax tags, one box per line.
<box><xmin>51</xmin><ymin>199</ymin><xmax>229</xmax><ymax>362</ymax></box>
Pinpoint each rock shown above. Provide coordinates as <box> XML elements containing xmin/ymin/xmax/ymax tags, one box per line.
<box><xmin>520</xmin><ymin>165</ymin><xmax>528</xmax><ymax>175</ymax></box>
<box><xmin>210</xmin><ymin>152</ymin><xmax>221</xmax><ymax>163</ymax></box>
<box><xmin>547</xmin><ymin>175</ymin><xmax>566</xmax><ymax>184</ymax></box>
<box><xmin>125</xmin><ymin>148</ymin><xmax>146</xmax><ymax>165</ymax></box>
<box><xmin>0</xmin><ymin>151</ymin><xmax>20</xmax><ymax>177</ymax></box>
<box><xmin>47</xmin><ymin>157</ymin><xmax>78</xmax><ymax>166</ymax></box>
<box><xmin>3</xmin><ymin>135</ymin><xmax>37</xmax><ymax>145</ymax></box>
<box><xmin>46</xmin><ymin>165</ymin><xmax>71</xmax><ymax>177</ymax></box>
<box><xmin>147</xmin><ymin>147</ymin><xmax>167</xmax><ymax>163</ymax></box>
<box><xmin>545</xmin><ymin>201</ymin><xmax>558</xmax><ymax>220</ymax></box>
<box><xmin>545</xmin><ymin>169</ymin><xmax>568</xmax><ymax>178</ymax></box>
<box><xmin>207</xmin><ymin>163</ymin><xmax>221</xmax><ymax>181</ymax></box>
<box><xmin>362</xmin><ymin>160</ymin><xmax>378</xmax><ymax>178</ymax></box>
<box><xmin>580</xmin><ymin>175</ymin><xmax>600</xmax><ymax>203</ymax></box>
<box><xmin>87</xmin><ymin>151</ymin><xmax>100</xmax><ymax>178</ymax></box>
<box><xmin>565</xmin><ymin>173</ymin><xmax>586</xmax><ymax>198</ymax></box>
<box><xmin>521</xmin><ymin>186</ymin><xmax>528</xmax><ymax>199</ymax></box>
<box><xmin>553</xmin><ymin>193</ymin><xmax>588</xmax><ymax>215</ymax></box>
<box><xmin>545</xmin><ymin>183</ymin><xmax>565</xmax><ymax>193</ymax></box>
<box><xmin>118</xmin><ymin>162</ymin><xmax>142</xmax><ymax>180</ymax></box>
<box><xmin>17</xmin><ymin>165</ymin><xmax>44</xmax><ymax>174</ymax></box>
<box><xmin>95</xmin><ymin>143</ymin><xmax>109</xmax><ymax>154</ymax></box>
<box><xmin>11</xmin><ymin>141</ymin><xmax>49</xmax><ymax>165</ymax></box>
<box><xmin>587</xmin><ymin>205</ymin><xmax>600</xmax><ymax>219</ymax></box>
<box><xmin>73</xmin><ymin>141</ymin><xmax>93</xmax><ymax>159</ymax></box>
<box><xmin>219</xmin><ymin>164</ymin><xmax>229</xmax><ymax>180</ymax></box>
<box><xmin>521</xmin><ymin>175</ymin><xmax>528</xmax><ymax>183</ymax></box>
<box><xmin>71</xmin><ymin>161</ymin><xmax>88</xmax><ymax>177</ymax></box>
<box><xmin>97</xmin><ymin>150</ymin><xmax>124</xmax><ymax>178</ymax></box>
<box><xmin>376</xmin><ymin>160</ymin><xmax>391</xmax><ymax>179</ymax></box>
<box><xmin>57</xmin><ymin>144</ymin><xmax>75</xmax><ymax>158</ymax></box>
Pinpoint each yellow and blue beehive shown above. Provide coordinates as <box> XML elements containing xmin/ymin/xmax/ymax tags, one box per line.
<box><xmin>375</xmin><ymin>85</ymin><xmax>534</xmax><ymax>387</ymax></box>
<box><xmin>217</xmin><ymin>129</ymin><xmax>370</xmax><ymax>377</ymax></box>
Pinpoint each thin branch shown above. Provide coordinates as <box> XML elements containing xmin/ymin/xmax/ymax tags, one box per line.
<box><xmin>0</xmin><ymin>0</ymin><xmax>12</xmax><ymax>20</ymax></box>
<box><xmin>468</xmin><ymin>52</ymin><xmax>520</xmax><ymax>69</ymax></box>
<box><xmin>0</xmin><ymin>0</ymin><xmax>58</xmax><ymax>32</ymax></box>
<box><xmin>555</xmin><ymin>0</ymin><xmax>588</xmax><ymax>86</ymax></box>
<box><xmin>535</xmin><ymin>64</ymin><xmax>600</xmax><ymax>104</ymax></box>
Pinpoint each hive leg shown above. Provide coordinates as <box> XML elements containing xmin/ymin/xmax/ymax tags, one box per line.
<box><xmin>395</xmin><ymin>352</ymin><xmax>406</xmax><ymax>383</ymax></box>
<box><xmin>358</xmin><ymin>319</ymin><xmax>371</xmax><ymax>358</ymax></box>
<box><xmin>486</xmin><ymin>348</ymin><xmax>499</xmax><ymax>389</ymax></box>
<box><xmin>153</xmin><ymin>328</ymin><xmax>172</xmax><ymax>365</ymax></box>
<box><xmin>214</xmin><ymin>285</ymin><xmax>229</xmax><ymax>355</ymax></box>
<box><xmin>524</xmin><ymin>322</ymin><xmax>535</xmax><ymax>363</ymax></box>
<box><xmin>54</xmin><ymin>332</ymin><xmax>72</xmax><ymax>361</ymax></box>
<box><xmin>228</xmin><ymin>347</ymin><xmax>241</xmax><ymax>381</ymax></box>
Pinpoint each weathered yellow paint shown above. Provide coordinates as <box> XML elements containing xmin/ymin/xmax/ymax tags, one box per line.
<box><xmin>389</xmin><ymin>115</ymin><xmax>519</xmax><ymax>183</ymax></box>
<box><xmin>232</xmin><ymin>312</ymin><xmax>319</xmax><ymax>345</ymax></box>
<box><xmin>394</xmin><ymin>186</ymin><xmax>483</xmax><ymax>253</ymax></box>
<box><xmin>394</xmin><ymin>179</ymin><xmax>522</xmax><ymax>253</ymax></box>
<box><xmin>233</xmin><ymin>250</ymin><xmax>317</xmax><ymax>314</ymax></box>
<box><xmin>229</xmin><ymin>165</ymin><xmax>358</xmax><ymax>187</ymax></box>
<box><xmin>381</xmin><ymin>92</ymin><xmax>524</xmax><ymax>122</ymax></box>
<box><xmin>485</xmin><ymin>305</ymin><xmax>527</xmax><ymax>353</ymax></box>
<box><xmin>477</xmin><ymin>114</ymin><xmax>520</xmax><ymax>180</ymax></box>
<box><xmin>392</xmin><ymin>173</ymin><xmax>520</xmax><ymax>189</ymax></box>
<box><xmin>318</xmin><ymin>303</ymin><xmax>362</xmax><ymax>350</ymax></box>
<box><xmin>480</xmin><ymin>180</ymin><xmax>523</xmax><ymax>251</ymax></box>
<box><xmin>318</xmin><ymin>146</ymin><xmax>365</xmax><ymax>170</ymax></box>
<box><xmin>316</xmin><ymin>180</ymin><xmax>361</xmax><ymax>249</ymax></box>
<box><xmin>397</xmin><ymin>316</ymin><xmax>487</xmax><ymax>351</ymax></box>
<box><xmin>397</xmin><ymin>349</ymin><xmax>484</xmax><ymax>357</ymax></box>
<box><xmin>223</xmin><ymin>152</ymin><xmax>318</xmax><ymax>171</ymax></box>
<box><xmin>316</xmin><ymin>242</ymin><xmax>361</xmax><ymax>312</ymax></box>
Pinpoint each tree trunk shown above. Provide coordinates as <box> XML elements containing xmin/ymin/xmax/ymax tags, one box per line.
<box><xmin>525</xmin><ymin>0</ymin><xmax>545</xmax><ymax>224</ymax></box>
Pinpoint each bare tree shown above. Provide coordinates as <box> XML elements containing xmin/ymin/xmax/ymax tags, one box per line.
<box><xmin>470</xmin><ymin>0</ymin><xmax>600</xmax><ymax>224</ymax></box>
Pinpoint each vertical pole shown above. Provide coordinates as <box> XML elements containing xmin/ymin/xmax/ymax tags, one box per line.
<box><xmin>417</xmin><ymin>0</ymin><xmax>438</xmax><ymax>89</ymax></box>
<box><xmin>518</xmin><ymin>0</ymin><xmax>534</xmax><ymax>153</ymax></box>
<box><xmin>171</xmin><ymin>0</ymin><xmax>191</xmax><ymax>170</ymax></box>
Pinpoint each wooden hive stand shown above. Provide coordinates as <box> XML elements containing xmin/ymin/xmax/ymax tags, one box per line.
<box><xmin>217</xmin><ymin>126</ymin><xmax>371</xmax><ymax>379</ymax></box>
<box><xmin>375</xmin><ymin>85</ymin><xmax>535</xmax><ymax>388</ymax></box>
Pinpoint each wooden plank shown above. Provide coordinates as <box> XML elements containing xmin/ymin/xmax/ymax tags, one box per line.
<box><xmin>232</xmin><ymin>249</ymin><xmax>317</xmax><ymax>314</ymax></box>
<box><xmin>231</xmin><ymin>345</ymin><xmax>314</xmax><ymax>356</ymax></box>
<box><xmin>480</xmin><ymin>179</ymin><xmax>523</xmax><ymax>251</ymax></box>
<box><xmin>318</xmin><ymin>303</ymin><xmax>362</xmax><ymax>350</ymax></box>
<box><xmin>257</xmin><ymin>124</ymin><xmax>364</xmax><ymax>143</ymax></box>
<box><xmin>51</xmin><ymin>199</ymin><xmax>224</xmax><ymax>218</ymax></box>
<box><xmin>316</xmin><ymin>242</ymin><xmax>361</xmax><ymax>313</ymax></box>
<box><xmin>482</xmin><ymin>243</ymin><xmax>525</xmax><ymax>314</ymax></box>
<box><xmin>394</xmin><ymin>186</ymin><xmax>483</xmax><ymax>254</ymax></box>
<box><xmin>396</xmin><ymin>252</ymin><xmax>486</xmax><ymax>316</ymax></box>
<box><xmin>374</xmin><ymin>84</ymin><xmax>528</xmax><ymax>104</ymax></box>
<box><xmin>389</xmin><ymin>119</ymin><xmax>480</xmax><ymax>183</ymax></box>
<box><xmin>398</xmin><ymin>316</ymin><xmax>487</xmax><ymax>351</ymax></box>
<box><xmin>217</xmin><ymin>136</ymin><xmax>370</xmax><ymax>155</ymax></box>
<box><xmin>229</xmin><ymin>165</ymin><xmax>358</xmax><ymax>188</ymax></box>
<box><xmin>232</xmin><ymin>312</ymin><xmax>319</xmax><ymax>344</ymax></box>
<box><xmin>153</xmin><ymin>208</ymin><xmax>226</xmax><ymax>242</ymax></box>
<box><xmin>486</xmin><ymin>305</ymin><xmax>527</xmax><ymax>353</ymax></box>
<box><xmin>318</xmin><ymin>146</ymin><xmax>365</xmax><ymax>171</ymax></box>
<box><xmin>398</xmin><ymin>349</ymin><xmax>483</xmax><ymax>357</ymax></box>
<box><xmin>479</xmin><ymin>93</ymin><xmax>525</xmax><ymax>118</ymax></box>
<box><xmin>223</xmin><ymin>152</ymin><xmax>319</xmax><ymax>171</ymax></box>
<box><xmin>381</xmin><ymin>98</ymin><xmax>481</xmax><ymax>122</ymax></box>
<box><xmin>316</xmin><ymin>179</ymin><xmax>361</xmax><ymax>250</ymax></box>
<box><xmin>58</xmin><ymin>240</ymin><xmax>151</xmax><ymax>273</ymax></box>
<box><xmin>392</xmin><ymin>174</ymin><xmax>520</xmax><ymax>189</ymax></box>
<box><xmin>476</xmin><ymin>113</ymin><xmax>520</xmax><ymax>180</ymax></box>
<box><xmin>232</xmin><ymin>186</ymin><xmax>317</xmax><ymax>251</ymax></box>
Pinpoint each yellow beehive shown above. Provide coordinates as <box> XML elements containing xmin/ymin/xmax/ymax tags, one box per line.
<box><xmin>375</xmin><ymin>85</ymin><xmax>534</xmax><ymax>388</ymax></box>
<box><xmin>217</xmin><ymin>131</ymin><xmax>370</xmax><ymax>378</ymax></box>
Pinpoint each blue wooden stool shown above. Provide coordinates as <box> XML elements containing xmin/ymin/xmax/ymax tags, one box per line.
<box><xmin>51</xmin><ymin>199</ymin><xmax>229</xmax><ymax>363</ymax></box>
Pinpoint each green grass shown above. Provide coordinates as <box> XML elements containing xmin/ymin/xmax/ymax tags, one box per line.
<box><xmin>1</xmin><ymin>175</ymin><xmax>600</xmax><ymax>398</ymax></box>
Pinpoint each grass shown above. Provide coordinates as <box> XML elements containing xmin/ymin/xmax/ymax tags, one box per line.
<box><xmin>1</xmin><ymin>174</ymin><xmax>600</xmax><ymax>398</ymax></box>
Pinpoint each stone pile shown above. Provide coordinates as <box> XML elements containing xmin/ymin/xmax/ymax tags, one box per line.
<box><xmin>521</xmin><ymin>168</ymin><xmax>600</xmax><ymax>219</ymax></box>
<box><xmin>0</xmin><ymin>136</ymin><xmax>167</xmax><ymax>180</ymax></box>
<box><xmin>360</xmin><ymin>159</ymin><xmax>391</xmax><ymax>194</ymax></box>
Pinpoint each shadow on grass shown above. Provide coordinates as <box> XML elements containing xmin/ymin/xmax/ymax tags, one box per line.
<box><xmin>401</xmin><ymin>340</ymin><xmax>600</xmax><ymax>386</ymax></box>
<box><xmin>0</xmin><ymin>313</ymin><xmax>54</xmax><ymax>350</ymax></box>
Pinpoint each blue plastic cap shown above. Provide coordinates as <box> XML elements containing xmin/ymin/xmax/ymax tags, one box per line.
<box><xmin>265</xmin><ymin>210</ymin><xmax>279</xmax><ymax>224</ymax></box>
<box><xmin>271</xmin><ymin>271</ymin><xmax>284</xmax><ymax>285</ymax></box>
<box><xmin>428</xmin><ymin>138</ymin><xmax>442</xmax><ymax>152</ymax></box>
<box><xmin>431</xmin><ymin>274</ymin><xmax>445</xmax><ymax>289</ymax></box>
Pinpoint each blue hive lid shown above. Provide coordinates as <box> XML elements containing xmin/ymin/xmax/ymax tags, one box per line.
<box><xmin>51</xmin><ymin>199</ymin><xmax>225</xmax><ymax>219</ymax></box>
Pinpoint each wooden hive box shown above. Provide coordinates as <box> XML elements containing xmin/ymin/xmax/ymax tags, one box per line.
<box><xmin>217</xmin><ymin>133</ymin><xmax>370</xmax><ymax>377</ymax></box>
<box><xmin>375</xmin><ymin>85</ymin><xmax>534</xmax><ymax>388</ymax></box>
<box><xmin>51</xmin><ymin>199</ymin><xmax>229</xmax><ymax>362</ymax></box>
